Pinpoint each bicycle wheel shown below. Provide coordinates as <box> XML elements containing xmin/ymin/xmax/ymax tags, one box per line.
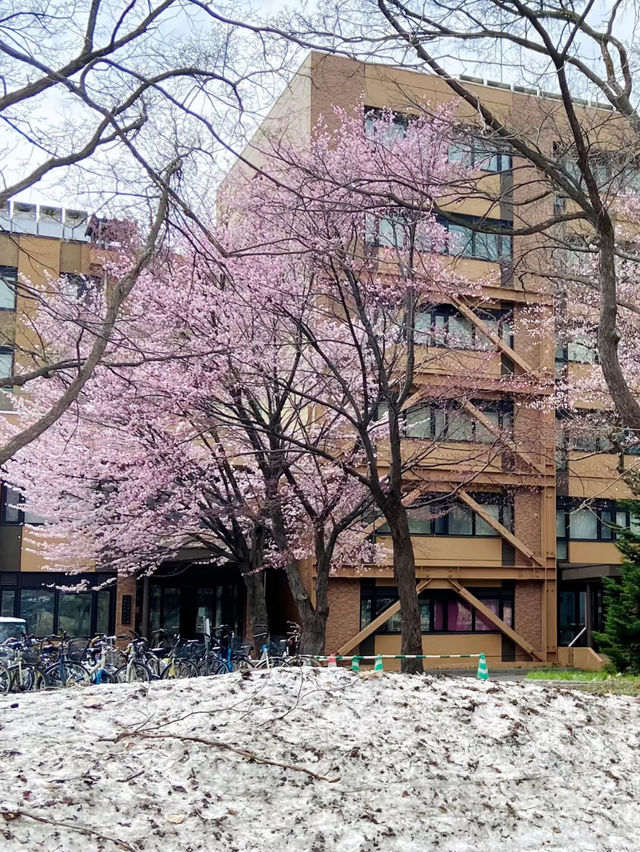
<box><xmin>12</xmin><ymin>664</ymin><xmax>46</xmax><ymax>691</ymax></box>
<box><xmin>0</xmin><ymin>663</ymin><xmax>10</xmax><ymax>694</ymax></box>
<box><xmin>44</xmin><ymin>661</ymin><xmax>90</xmax><ymax>688</ymax></box>
<box><xmin>160</xmin><ymin>659</ymin><xmax>198</xmax><ymax>680</ymax></box>
<box><xmin>114</xmin><ymin>662</ymin><xmax>152</xmax><ymax>683</ymax></box>
<box><xmin>231</xmin><ymin>654</ymin><xmax>255</xmax><ymax>672</ymax></box>
<box><xmin>254</xmin><ymin>656</ymin><xmax>286</xmax><ymax>669</ymax></box>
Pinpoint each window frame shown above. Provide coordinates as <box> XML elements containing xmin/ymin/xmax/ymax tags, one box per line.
<box><xmin>414</xmin><ymin>305</ymin><xmax>514</xmax><ymax>350</ymax></box>
<box><xmin>376</xmin><ymin>493</ymin><xmax>514</xmax><ymax>538</ymax></box>
<box><xmin>0</xmin><ymin>265</ymin><xmax>17</xmax><ymax>311</ymax></box>
<box><xmin>360</xmin><ymin>581</ymin><xmax>514</xmax><ymax>634</ymax></box>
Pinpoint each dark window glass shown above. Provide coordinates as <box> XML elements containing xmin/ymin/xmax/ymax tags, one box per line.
<box><xmin>447</xmin><ymin>600</ymin><xmax>472</xmax><ymax>631</ymax></box>
<box><xmin>58</xmin><ymin>592</ymin><xmax>92</xmax><ymax>636</ymax></box>
<box><xmin>19</xmin><ymin>588</ymin><xmax>55</xmax><ymax>636</ymax></box>
<box><xmin>96</xmin><ymin>591</ymin><xmax>111</xmax><ymax>635</ymax></box>
<box><xmin>475</xmin><ymin>599</ymin><xmax>500</xmax><ymax>631</ymax></box>
<box><xmin>1</xmin><ymin>590</ymin><xmax>15</xmax><ymax>617</ymax></box>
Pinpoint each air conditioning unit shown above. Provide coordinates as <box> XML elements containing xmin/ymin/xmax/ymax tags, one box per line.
<box><xmin>12</xmin><ymin>202</ymin><xmax>37</xmax><ymax>235</ymax></box>
<box><xmin>0</xmin><ymin>201</ymin><xmax>11</xmax><ymax>233</ymax></box>
<box><xmin>63</xmin><ymin>209</ymin><xmax>89</xmax><ymax>241</ymax></box>
<box><xmin>38</xmin><ymin>206</ymin><xmax>63</xmax><ymax>238</ymax></box>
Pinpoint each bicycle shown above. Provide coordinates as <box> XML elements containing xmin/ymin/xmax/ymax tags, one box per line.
<box><xmin>254</xmin><ymin>622</ymin><xmax>322</xmax><ymax>669</ymax></box>
<box><xmin>42</xmin><ymin>633</ymin><xmax>90</xmax><ymax>688</ymax></box>
<box><xmin>113</xmin><ymin>635</ymin><xmax>154</xmax><ymax>683</ymax></box>
<box><xmin>0</xmin><ymin>636</ymin><xmax>47</xmax><ymax>692</ymax></box>
<box><xmin>84</xmin><ymin>635</ymin><xmax>126</xmax><ymax>684</ymax></box>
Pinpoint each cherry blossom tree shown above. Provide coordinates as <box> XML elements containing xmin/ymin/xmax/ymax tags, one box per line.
<box><xmin>10</xmin><ymin>107</ymin><xmax>519</xmax><ymax>660</ymax></box>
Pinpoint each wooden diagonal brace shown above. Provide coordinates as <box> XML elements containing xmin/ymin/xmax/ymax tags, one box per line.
<box><xmin>446</xmin><ymin>578</ymin><xmax>544</xmax><ymax>661</ymax></box>
<box><xmin>458</xmin><ymin>489</ymin><xmax>545</xmax><ymax>567</ymax></box>
<box><xmin>450</xmin><ymin>297</ymin><xmax>535</xmax><ymax>374</ymax></box>
<box><xmin>460</xmin><ymin>399</ymin><xmax>545</xmax><ymax>474</ymax></box>
<box><xmin>335</xmin><ymin>579</ymin><xmax>432</xmax><ymax>656</ymax></box>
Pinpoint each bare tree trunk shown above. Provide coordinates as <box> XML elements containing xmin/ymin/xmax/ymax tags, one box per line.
<box><xmin>239</xmin><ymin>565</ymin><xmax>269</xmax><ymax>651</ymax></box>
<box><xmin>385</xmin><ymin>497</ymin><xmax>423</xmax><ymax>674</ymax></box>
<box><xmin>297</xmin><ymin>537</ymin><xmax>331</xmax><ymax>656</ymax></box>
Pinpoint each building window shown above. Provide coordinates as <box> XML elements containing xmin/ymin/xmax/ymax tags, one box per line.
<box><xmin>439</xmin><ymin>216</ymin><xmax>513</xmax><ymax>261</ymax></box>
<box><xmin>414</xmin><ymin>305</ymin><xmax>513</xmax><ymax>349</ymax></box>
<box><xmin>448</xmin><ymin>139</ymin><xmax>512</xmax><ymax>174</ymax></box>
<box><xmin>360</xmin><ymin>582</ymin><xmax>514</xmax><ymax>634</ymax></box>
<box><xmin>555</xmin><ymin>340</ymin><xmax>597</xmax><ymax>365</ymax></box>
<box><xmin>1</xmin><ymin>483</ymin><xmax>45</xmax><ymax>525</ymax></box>
<box><xmin>558</xmin><ymin>499</ymin><xmax>639</xmax><ymax>542</ymax></box>
<box><xmin>0</xmin><ymin>265</ymin><xmax>17</xmax><ymax>310</ymax></box>
<box><xmin>405</xmin><ymin>401</ymin><xmax>513</xmax><ymax>444</ymax></box>
<box><xmin>364</xmin><ymin>107</ymin><xmax>411</xmax><ymax>143</ymax></box>
<box><xmin>62</xmin><ymin>273</ymin><xmax>100</xmax><ymax>302</ymax></box>
<box><xmin>0</xmin><ymin>347</ymin><xmax>14</xmax><ymax>388</ymax></box>
<box><xmin>365</xmin><ymin>212</ymin><xmax>512</xmax><ymax>261</ymax></box>
<box><xmin>377</xmin><ymin>495</ymin><xmax>513</xmax><ymax>538</ymax></box>
<box><xmin>1</xmin><ymin>572</ymin><xmax>115</xmax><ymax>636</ymax></box>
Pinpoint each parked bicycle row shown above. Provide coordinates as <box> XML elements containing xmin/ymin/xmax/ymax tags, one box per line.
<box><xmin>0</xmin><ymin>622</ymin><xmax>321</xmax><ymax>693</ymax></box>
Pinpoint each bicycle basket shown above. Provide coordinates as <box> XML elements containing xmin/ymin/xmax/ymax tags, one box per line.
<box><xmin>67</xmin><ymin>638</ymin><xmax>90</xmax><ymax>663</ymax></box>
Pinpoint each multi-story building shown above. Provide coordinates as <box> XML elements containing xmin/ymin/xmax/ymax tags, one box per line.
<box><xmin>0</xmin><ymin>201</ymin><xmax>121</xmax><ymax>637</ymax></box>
<box><xmin>231</xmin><ymin>51</ymin><xmax>632</xmax><ymax>668</ymax></box>
<box><xmin>2</xmin><ymin>55</ymin><xmax>630</xmax><ymax>664</ymax></box>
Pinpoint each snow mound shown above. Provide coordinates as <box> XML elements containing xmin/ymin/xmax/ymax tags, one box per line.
<box><xmin>1</xmin><ymin>670</ymin><xmax>639</xmax><ymax>851</ymax></box>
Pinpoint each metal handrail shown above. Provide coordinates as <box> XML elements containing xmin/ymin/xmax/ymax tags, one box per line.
<box><xmin>568</xmin><ymin>626</ymin><xmax>587</xmax><ymax>647</ymax></box>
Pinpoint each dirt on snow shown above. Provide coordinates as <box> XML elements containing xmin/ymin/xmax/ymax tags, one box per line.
<box><xmin>0</xmin><ymin>668</ymin><xmax>639</xmax><ymax>851</ymax></box>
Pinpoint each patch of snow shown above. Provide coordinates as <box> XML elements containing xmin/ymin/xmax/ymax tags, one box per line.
<box><xmin>0</xmin><ymin>670</ymin><xmax>638</xmax><ymax>850</ymax></box>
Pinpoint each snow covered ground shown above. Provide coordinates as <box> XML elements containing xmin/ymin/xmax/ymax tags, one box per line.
<box><xmin>1</xmin><ymin>669</ymin><xmax>639</xmax><ymax>851</ymax></box>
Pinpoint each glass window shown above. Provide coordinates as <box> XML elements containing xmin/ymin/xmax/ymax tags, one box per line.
<box><xmin>502</xmin><ymin>600</ymin><xmax>513</xmax><ymax>627</ymax></box>
<box><xmin>2</xmin><ymin>483</ymin><xmax>20</xmax><ymax>523</ymax></box>
<box><xmin>432</xmin><ymin>407</ymin><xmax>447</xmax><ymax>438</ymax></box>
<box><xmin>567</xmin><ymin>342</ymin><xmax>596</xmax><ymax>363</ymax></box>
<box><xmin>195</xmin><ymin>588</ymin><xmax>215</xmax><ymax>635</ymax></box>
<box><xmin>58</xmin><ymin>592</ymin><xmax>92</xmax><ymax>636</ymax></box>
<box><xmin>433</xmin><ymin>599</ymin><xmax>445</xmax><ymax>630</ymax></box>
<box><xmin>475</xmin><ymin>231</ymin><xmax>500</xmax><ymax>261</ymax></box>
<box><xmin>616</xmin><ymin>510</ymin><xmax>627</xmax><ymax>529</ymax></box>
<box><xmin>447</xmin><ymin>410</ymin><xmax>474</xmax><ymax>442</ymax></box>
<box><xmin>447</xmin><ymin>600</ymin><xmax>472</xmax><ymax>631</ymax></box>
<box><xmin>600</xmin><ymin>510</ymin><xmax>615</xmax><ymax>540</ymax></box>
<box><xmin>448</xmin><ymin>314</ymin><xmax>473</xmax><ymax>348</ymax></box>
<box><xmin>448</xmin><ymin>504</ymin><xmax>473</xmax><ymax>536</ymax></box>
<box><xmin>419</xmin><ymin>600</ymin><xmax>431</xmax><ymax>632</ymax></box>
<box><xmin>406</xmin><ymin>405</ymin><xmax>431</xmax><ymax>438</ymax></box>
<box><xmin>571</xmin><ymin>508</ymin><xmax>598</xmax><ymax>539</ymax></box>
<box><xmin>1</xmin><ymin>590</ymin><xmax>15</xmax><ymax>617</ymax></box>
<box><xmin>556</xmin><ymin>509</ymin><xmax>566</xmax><ymax>538</ymax></box>
<box><xmin>96</xmin><ymin>590</ymin><xmax>111</xmax><ymax>634</ymax></box>
<box><xmin>475</xmin><ymin>599</ymin><xmax>500</xmax><ymax>631</ymax></box>
<box><xmin>407</xmin><ymin>503</ymin><xmax>433</xmax><ymax>535</ymax></box>
<box><xmin>0</xmin><ymin>349</ymin><xmax>12</xmax><ymax>386</ymax></box>
<box><xmin>448</xmin><ymin>223</ymin><xmax>473</xmax><ymax>257</ymax></box>
<box><xmin>475</xmin><ymin>409</ymin><xmax>500</xmax><ymax>444</ymax></box>
<box><xmin>0</xmin><ymin>266</ymin><xmax>17</xmax><ymax>310</ymax></box>
<box><xmin>475</xmin><ymin>503</ymin><xmax>501</xmax><ymax>537</ymax></box>
<box><xmin>161</xmin><ymin>588</ymin><xmax>181</xmax><ymax>634</ymax></box>
<box><xmin>19</xmin><ymin>588</ymin><xmax>55</xmax><ymax>636</ymax></box>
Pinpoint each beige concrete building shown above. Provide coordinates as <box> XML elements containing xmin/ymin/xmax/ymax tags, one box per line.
<box><xmin>240</xmin><ymin>51</ymin><xmax>631</xmax><ymax>668</ymax></box>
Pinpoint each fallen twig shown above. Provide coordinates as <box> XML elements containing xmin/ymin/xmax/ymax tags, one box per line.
<box><xmin>1</xmin><ymin>808</ymin><xmax>138</xmax><ymax>851</ymax></box>
<box><xmin>107</xmin><ymin>729</ymin><xmax>340</xmax><ymax>783</ymax></box>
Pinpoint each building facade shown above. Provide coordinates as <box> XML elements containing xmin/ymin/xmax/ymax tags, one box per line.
<box><xmin>242</xmin><ymin>51</ymin><xmax>631</xmax><ymax>667</ymax></box>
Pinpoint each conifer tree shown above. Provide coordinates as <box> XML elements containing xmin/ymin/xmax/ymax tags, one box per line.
<box><xmin>595</xmin><ymin>502</ymin><xmax>640</xmax><ymax>673</ymax></box>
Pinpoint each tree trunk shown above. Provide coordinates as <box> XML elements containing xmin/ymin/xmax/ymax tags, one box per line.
<box><xmin>386</xmin><ymin>499</ymin><xmax>423</xmax><ymax>674</ymax></box>
<box><xmin>297</xmin><ymin>537</ymin><xmax>331</xmax><ymax>657</ymax></box>
<box><xmin>239</xmin><ymin>565</ymin><xmax>269</xmax><ymax>651</ymax></box>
